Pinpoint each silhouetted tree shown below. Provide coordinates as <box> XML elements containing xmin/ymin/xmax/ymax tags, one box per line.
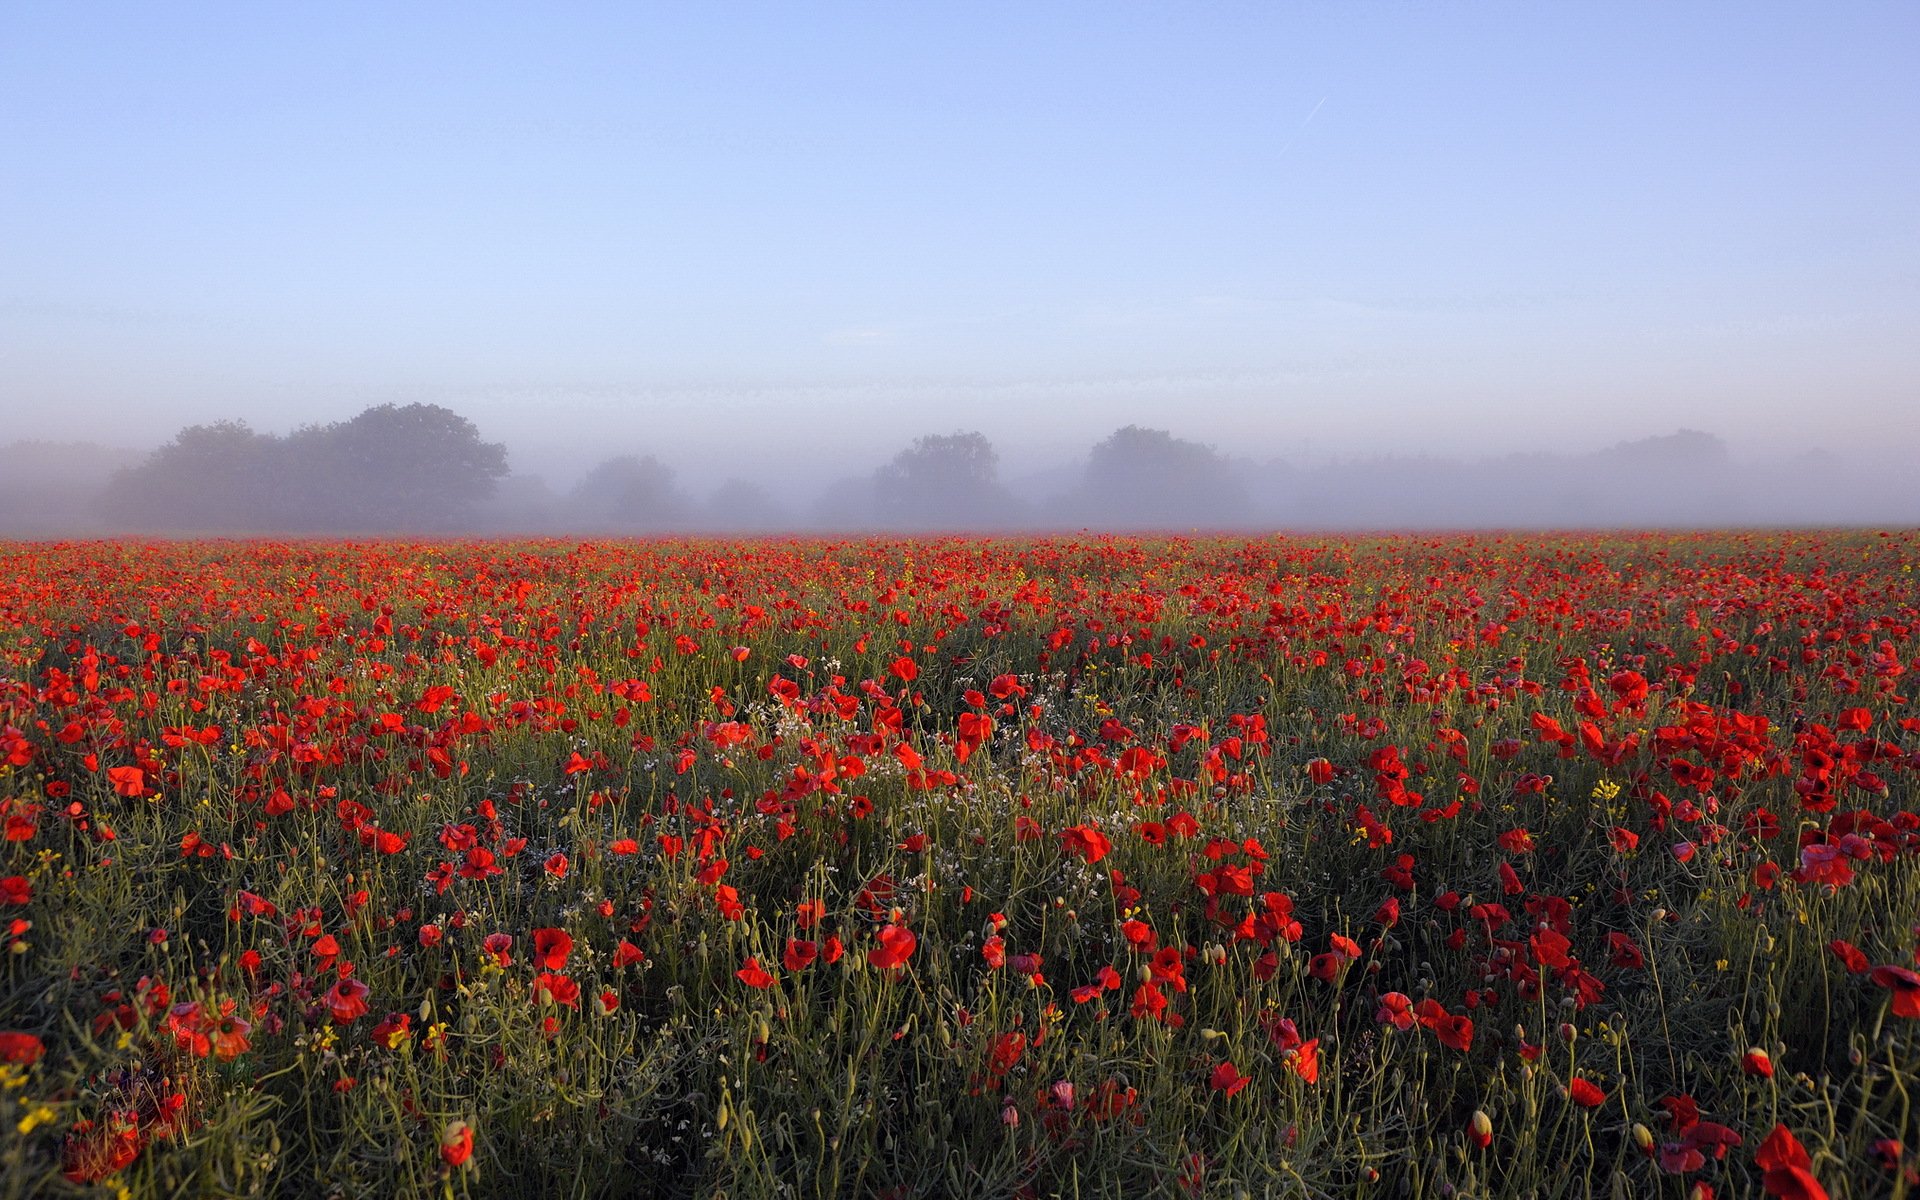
<box><xmin>282</xmin><ymin>404</ymin><xmax>509</xmax><ymax>531</ymax></box>
<box><xmin>95</xmin><ymin>404</ymin><xmax>508</xmax><ymax>532</ymax></box>
<box><xmin>569</xmin><ymin>454</ymin><xmax>692</xmax><ymax>530</ymax></box>
<box><xmin>1076</xmin><ymin>425</ymin><xmax>1249</xmax><ymax>528</ymax></box>
<box><xmin>97</xmin><ymin>420</ymin><xmax>283</xmax><ymax>531</ymax></box>
<box><xmin>873</xmin><ymin>431</ymin><xmax>1024</xmax><ymax>529</ymax></box>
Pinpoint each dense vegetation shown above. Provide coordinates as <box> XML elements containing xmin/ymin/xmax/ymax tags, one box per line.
<box><xmin>1</xmin><ymin>533</ymin><xmax>1915</xmax><ymax>1198</ymax></box>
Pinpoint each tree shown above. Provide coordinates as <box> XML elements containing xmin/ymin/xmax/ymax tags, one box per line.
<box><xmin>285</xmin><ymin>404</ymin><xmax>509</xmax><ymax>531</ymax></box>
<box><xmin>568</xmin><ymin>454</ymin><xmax>692</xmax><ymax>531</ymax></box>
<box><xmin>872</xmin><ymin>431</ymin><xmax>1023</xmax><ymax>530</ymax></box>
<box><xmin>1076</xmin><ymin>425</ymin><xmax>1249</xmax><ymax>529</ymax></box>
<box><xmin>96</xmin><ymin>420</ymin><xmax>282</xmax><ymax>531</ymax></box>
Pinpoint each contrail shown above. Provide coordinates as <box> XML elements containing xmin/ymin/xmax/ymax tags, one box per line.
<box><xmin>1275</xmin><ymin>95</ymin><xmax>1328</xmax><ymax>160</ymax></box>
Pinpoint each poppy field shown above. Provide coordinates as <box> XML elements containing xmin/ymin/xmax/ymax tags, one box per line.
<box><xmin>1</xmin><ymin>532</ymin><xmax>1915</xmax><ymax>1199</ymax></box>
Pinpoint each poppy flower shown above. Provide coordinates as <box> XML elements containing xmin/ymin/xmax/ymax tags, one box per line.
<box><xmin>1754</xmin><ymin>1125</ymin><xmax>1828</xmax><ymax>1200</ymax></box>
<box><xmin>532</xmin><ymin>928</ymin><xmax>572</xmax><ymax>971</ymax></box>
<box><xmin>868</xmin><ymin>925</ymin><xmax>916</xmax><ymax>970</ymax></box>
<box><xmin>1568</xmin><ymin>1078</ymin><xmax>1606</xmax><ymax>1108</ymax></box>
<box><xmin>1468</xmin><ymin>1110</ymin><xmax>1493</xmax><ymax>1149</ymax></box>
<box><xmin>1871</xmin><ymin>965</ymin><xmax>1920</xmax><ymax>1018</ymax></box>
<box><xmin>1827</xmin><ymin>940</ymin><xmax>1868</xmax><ymax>973</ymax></box>
<box><xmin>325</xmin><ymin>978</ymin><xmax>371</xmax><ymax>1024</ymax></box>
<box><xmin>1375</xmin><ymin>993</ymin><xmax>1415</xmax><ymax>1030</ymax></box>
<box><xmin>531</xmin><ymin>972</ymin><xmax>580</xmax><ymax>1008</ymax></box>
<box><xmin>1208</xmin><ymin>1060</ymin><xmax>1249</xmax><ymax>1096</ymax></box>
<box><xmin>1060</xmin><ymin>824</ymin><xmax>1111</xmax><ymax>864</ymax></box>
<box><xmin>1287</xmin><ymin>1039</ymin><xmax>1321</xmax><ymax>1084</ymax></box>
<box><xmin>0</xmin><ymin>1031</ymin><xmax>45</xmax><ymax>1064</ymax></box>
<box><xmin>783</xmin><ymin>938</ymin><xmax>818</xmax><ymax>971</ymax></box>
<box><xmin>736</xmin><ymin>958</ymin><xmax>775</xmax><ymax>989</ymax></box>
<box><xmin>440</xmin><ymin>1120</ymin><xmax>474</xmax><ymax>1168</ymax></box>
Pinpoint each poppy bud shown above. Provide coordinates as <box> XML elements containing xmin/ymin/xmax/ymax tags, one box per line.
<box><xmin>1740</xmin><ymin>1047</ymin><xmax>1773</xmax><ymax>1077</ymax></box>
<box><xmin>1468</xmin><ymin>1110</ymin><xmax>1493</xmax><ymax>1149</ymax></box>
<box><xmin>439</xmin><ymin>1119</ymin><xmax>474</xmax><ymax>1168</ymax></box>
<box><xmin>1631</xmin><ymin>1123</ymin><xmax>1654</xmax><ymax>1154</ymax></box>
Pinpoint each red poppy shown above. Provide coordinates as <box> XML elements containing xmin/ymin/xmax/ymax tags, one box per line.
<box><xmin>868</xmin><ymin>925</ymin><xmax>917</xmax><ymax>970</ymax></box>
<box><xmin>1871</xmin><ymin>965</ymin><xmax>1920</xmax><ymax>1018</ymax></box>
<box><xmin>325</xmin><ymin>978</ymin><xmax>371</xmax><ymax>1024</ymax></box>
<box><xmin>1209</xmin><ymin>1060</ymin><xmax>1249</xmax><ymax>1096</ymax></box>
<box><xmin>1060</xmin><ymin>824</ymin><xmax>1111</xmax><ymax>864</ymax></box>
<box><xmin>1754</xmin><ymin>1125</ymin><xmax>1828</xmax><ymax>1200</ymax></box>
<box><xmin>0</xmin><ymin>1031</ymin><xmax>45</xmax><ymax>1064</ymax></box>
<box><xmin>1568</xmin><ymin>1078</ymin><xmax>1606</xmax><ymax>1108</ymax></box>
<box><xmin>440</xmin><ymin>1120</ymin><xmax>474</xmax><ymax>1168</ymax></box>
<box><xmin>783</xmin><ymin>938</ymin><xmax>818</xmax><ymax>971</ymax></box>
<box><xmin>736</xmin><ymin>957</ymin><xmax>775</xmax><ymax>989</ymax></box>
<box><xmin>532</xmin><ymin>928</ymin><xmax>573</xmax><ymax>971</ymax></box>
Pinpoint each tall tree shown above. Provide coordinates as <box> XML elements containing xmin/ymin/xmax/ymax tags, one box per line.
<box><xmin>96</xmin><ymin>420</ymin><xmax>282</xmax><ymax>531</ymax></box>
<box><xmin>873</xmin><ymin>431</ymin><xmax>1023</xmax><ymax>529</ymax></box>
<box><xmin>1077</xmin><ymin>425</ymin><xmax>1250</xmax><ymax>528</ymax></box>
<box><xmin>568</xmin><ymin>454</ymin><xmax>692</xmax><ymax>531</ymax></box>
<box><xmin>287</xmin><ymin>403</ymin><xmax>509</xmax><ymax>531</ymax></box>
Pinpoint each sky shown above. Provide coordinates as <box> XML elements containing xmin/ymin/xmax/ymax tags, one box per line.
<box><xmin>3</xmin><ymin>1</ymin><xmax>1916</xmax><ymax>488</ymax></box>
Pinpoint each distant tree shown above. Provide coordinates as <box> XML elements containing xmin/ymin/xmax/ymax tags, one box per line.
<box><xmin>568</xmin><ymin>454</ymin><xmax>692</xmax><ymax>530</ymax></box>
<box><xmin>1077</xmin><ymin>425</ymin><xmax>1249</xmax><ymax>528</ymax></box>
<box><xmin>872</xmin><ymin>431</ymin><xmax>1023</xmax><ymax>529</ymax></box>
<box><xmin>284</xmin><ymin>404</ymin><xmax>509</xmax><ymax>531</ymax></box>
<box><xmin>96</xmin><ymin>420</ymin><xmax>283</xmax><ymax>531</ymax></box>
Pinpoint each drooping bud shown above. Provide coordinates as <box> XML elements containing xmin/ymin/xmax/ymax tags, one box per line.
<box><xmin>1468</xmin><ymin>1110</ymin><xmax>1493</xmax><ymax>1149</ymax></box>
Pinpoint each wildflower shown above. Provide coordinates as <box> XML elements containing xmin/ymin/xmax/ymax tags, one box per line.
<box><xmin>1375</xmin><ymin>992</ymin><xmax>1415</xmax><ymax>1030</ymax></box>
<box><xmin>1827</xmin><ymin>939</ymin><xmax>1868</xmax><ymax>974</ymax></box>
<box><xmin>1059</xmin><ymin>824</ymin><xmax>1111</xmax><ymax>864</ymax></box>
<box><xmin>1754</xmin><ymin>1124</ymin><xmax>1828</xmax><ymax>1200</ymax></box>
<box><xmin>0</xmin><ymin>1031</ymin><xmax>45</xmax><ymax>1064</ymax></box>
<box><xmin>531</xmin><ymin>928</ymin><xmax>572</xmax><ymax>971</ymax></box>
<box><xmin>868</xmin><ymin>924</ymin><xmax>916</xmax><ymax>970</ymax></box>
<box><xmin>440</xmin><ymin>1119</ymin><xmax>474</xmax><ymax>1168</ymax></box>
<box><xmin>1871</xmin><ymin>965</ymin><xmax>1920</xmax><ymax>1018</ymax></box>
<box><xmin>1208</xmin><ymin>1060</ymin><xmax>1249</xmax><ymax>1097</ymax></box>
<box><xmin>325</xmin><ymin>977</ymin><xmax>371</xmax><ymax>1024</ymax></box>
<box><xmin>783</xmin><ymin>938</ymin><xmax>818</xmax><ymax>971</ymax></box>
<box><xmin>530</xmin><ymin>972</ymin><xmax>580</xmax><ymax>1008</ymax></box>
<box><xmin>736</xmin><ymin>958</ymin><xmax>774</xmax><ymax>989</ymax></box>
<box><xmin>1468</xmin><ymin>1110</ymin><xmax>1493</xmax><ymax>1149</ymax></box>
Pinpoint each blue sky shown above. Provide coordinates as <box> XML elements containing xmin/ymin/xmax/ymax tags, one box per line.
<box><xmin>3</xmin><ymin>2</ymin><xmax>1915</xmax><ymax>484</ymax></box>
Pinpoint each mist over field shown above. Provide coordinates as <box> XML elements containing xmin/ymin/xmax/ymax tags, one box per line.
<box><xmin>1</xmin><ymin>419</ymin><xmax>1915</xmax><ymax>536</ymax></box>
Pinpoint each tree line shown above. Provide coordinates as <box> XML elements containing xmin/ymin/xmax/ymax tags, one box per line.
<box><xmin>84</xmin><ymin>404</ymin><xmax>1250</xmax><ymax>533</ymax></box>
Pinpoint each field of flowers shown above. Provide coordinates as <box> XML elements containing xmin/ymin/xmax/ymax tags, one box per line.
<box><xmin>0</xmin><ymin>533</ymin><xmax>1915</xmax><ymax>1198</ymax></box>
